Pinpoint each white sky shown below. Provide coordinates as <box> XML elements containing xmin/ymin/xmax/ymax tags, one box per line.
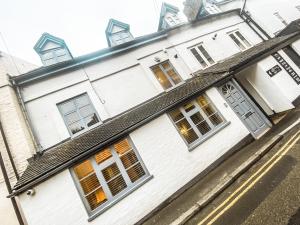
<box><xmin>0</xmin><ymin>0</ymin><xmax>186</xmax><ymax>65</ymax></box>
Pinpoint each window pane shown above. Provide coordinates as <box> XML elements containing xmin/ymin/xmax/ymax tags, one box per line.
<box><xmin>183</xmin><ymin>102</ymin><xmax>196</xmax><ymax>112</ymax></box>
<box><xmin>127</xmin><ymin>163</ymin><xmax>145</xmax><ymax>183</ymax></box>
<box><xmin>114</xmin><ymin>139</ymin><xmax>132</xmax><ymax>155</ymax></box>
<box><xmin>203</xmin><ymin>105</ymin><xmax>216</xmax><ymax>117</ymax></box>
<box><xmin>69</xmin><ymin>121</ymin><xmax>84</xmax><ymax>134</ymax></box>
<box><xmin>152</xmin><ymin>66</ymin><xmax>173</xmax><ymax>90</ymax></box>
<box><xmin>64</xmin><ymin>112</ymin><xmax>81</xmax><ymax>125</ymax></box>
<box><xmin>198</xmin><ymin>45</ymin><xmax>215</xmax><ymax>64</ymax></box>
<box><xmin>176</xmin><ymin>118</ymin><xmax>199</xmax><ymax>143</ymax></box>
<box><xmin>209</xmin><ymin>113</ymin><xmax>223</xmax><ymax>126</ymax></box>
<box><xmin>76</xmin><ymin>95</ymin><xmax>90</xmax><ymax>108</ymax></box>
<box><xmin>121</xmin><ymin>150</ymin><xmax>138</xmax><ymax>169</ymax></box>
<box><xmin>161</xmin><ymin>61</ymin><xmax>171</xmax><ymax>70</ymax></box>
<box><xmin>60</xmin><ymin>101</ymin><xmax>76</xmax><ymax>114</ymax></box>
<box><xmin>80</xmin><ymin>173</ymin><xmax>101</xmax><ymax>194</ymax></box>
<box><xmin>169</xmin><ymin>109</ymin><xmax>184</xmax><ymax>122</ymax></box>
<box><xmin>191</xmin><ymin>48</ymin><xmax>208</xmax><ymax>67</ymax></box>
<box><xmin>183</xmin><ymin>129</ymin><xmax>199</xmax><ymax>144</ymax></box>
<box><xmin>235</xmin><ymin>31</ymin><xmax>251</xmax><ymax>47</ymax></box>
<box><xmin>95</xmin><ymin>148</ymin><xmax>112</xmax><ymax>164</ymax></box>
<box><xmin>190</xmin><ymin>112</ymin><xmax>205</xmax><ymax>125</ymax></box>
<box><xmin>107</xmin><ymin>175</ymin><xmax>127</xmax><ymax>196</ymax></box>
<box><xmin>176</xmin><ymin>118</ymin><xmax>192</xmax><ymax>131</ymax></box>
<box><xmin>79</xmin><ymin>105</ymin><xmax>94</xmax><ymax>118</ymax></box>
<box><xmin>102</xmin><ymin>163</ymin><xmax>121</xmax><ymax>181</ymax></box>
<box><xmin>74</xmin><ymin>160</ymin><xmax>94</xmax><ymax>179</ymax></box>
<box><xmin>229</xmin><ymin>33</ymin><xmax>245</xmax><ymax>50</ymax></box>
<box><xmin>197</xmin><ymin>121</ymin><xmax>211</xmax><ymax>135</ymax></box>
<box><xmin>84</xmin><ymin>114</ymin><xmax>99</xmax><ymax>127</ymax></box>
<box><xmin>196</xmin><ymin>95</ymin><xmax>209</xmax><ymax>107</ymax></box>
<box><xmin>167</xmin><ymin>69</ymin><xmax>182</xmax><ymax>85</ymax></box>
<box><xmin>86</xmin><ymin>188</ymin><xmax>107</xmax><ymax>210</ymax></box>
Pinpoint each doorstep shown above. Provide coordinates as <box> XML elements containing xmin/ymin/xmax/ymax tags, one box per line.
<box><xmin>139</xmin><ymin>106</ymin><xmax>300</xmax><ymax>225</ymax></box>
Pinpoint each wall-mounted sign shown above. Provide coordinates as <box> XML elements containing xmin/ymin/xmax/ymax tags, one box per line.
<box><xmin>272</xmin><ymin>52</ymin><xmax>300</xmax><ymax>85</ymax></box>
<box><xmin>266</xmin><ymin>65</ymin><xmax>282</xmax><ymax>77</ymax></box>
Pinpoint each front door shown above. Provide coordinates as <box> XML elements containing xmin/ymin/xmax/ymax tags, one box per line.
<box><xmin>220</xmin><ymin>80</ymin><xmax>271</xmax><ymax>139</ymax></box>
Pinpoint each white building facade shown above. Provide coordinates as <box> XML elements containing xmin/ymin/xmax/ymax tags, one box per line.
<box><xmin>3</xmin><ymin>2</ymin><xmax>300</xmax><ymax>225</ymax></box>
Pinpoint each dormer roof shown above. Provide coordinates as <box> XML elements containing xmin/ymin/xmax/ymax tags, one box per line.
<box><xmin>158</xmin><ymin>2</ymin><xmax>180</xmax><ymax>31</ymax></box>
<box><xmin>105</xmin><ymin>19</ymin><xmax>134</xmax><ymax>47</ymax></box>
<box><xmin>33</xmin><ymin>33</ymin><xmax>73</xmax><ymax>66</ymax></box>
<box><xmin>105</xmin><ymin>19</ymin><xmax>130</xmax><ymax>35</ymax></box>
<box><xmin>33</xmin><ymin>33</ymin><xmax>70</xmax><ymax>54</ymax></box>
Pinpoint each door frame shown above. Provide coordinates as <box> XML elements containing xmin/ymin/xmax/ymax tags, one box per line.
<box><xmin>219</xmin><ymin>79</ymin><xmax>272</xmax><ymax>138</ymax></box>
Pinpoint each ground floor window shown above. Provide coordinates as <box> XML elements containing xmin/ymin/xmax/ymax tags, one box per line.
<box><xmin>72</xmin><ymin>137</ymin><xmax>149</xmax><ymax>214</ymax></box>
<box><xmin>169</xmin><ymin>94</ymin><xmax>225</xmax><ymax>146</ymax></box>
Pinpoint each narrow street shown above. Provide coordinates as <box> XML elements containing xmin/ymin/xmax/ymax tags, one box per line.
<box><xmin>186</xmin><ymin>129</ymin><xmax>300</xmax><ymax>225</ymax></box>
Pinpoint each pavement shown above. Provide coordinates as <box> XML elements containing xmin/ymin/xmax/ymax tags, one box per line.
<box><xmin>141</xmin><ymin>106</ymin><xmax>300</xmax><ymax>225</ymax></box>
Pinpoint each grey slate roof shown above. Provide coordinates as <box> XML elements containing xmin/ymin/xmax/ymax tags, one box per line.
<box><xmin>12</xmin><ymin>32</ymin><xmax>300</xmax><ymax>195</ymax></box>
<box><xmin>277</xmin><ymin>19</ymin><xmax>300</xmax><ymax>37</ymax></box>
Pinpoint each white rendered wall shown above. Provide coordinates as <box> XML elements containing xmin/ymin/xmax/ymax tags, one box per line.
<box><xmin>217</xmin><ymin>0</ymin><xmax>300</xmax><ymax>37</ymax></box>
<box><xmin>18</xmin><ymin>87</ymin><xmax>250</xmax><ymax>225</ymax></box>
<box><xmin>236</xmin><ymin>51</ymin><xmax>300</xmax><ymax>113</ymax></box>
<box><xmin>21</xmin><ymin>13</ymin><xmax>259</xmax><ymax>150</ymax></box>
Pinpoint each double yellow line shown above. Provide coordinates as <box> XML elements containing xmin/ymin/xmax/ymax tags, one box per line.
<box><xmin>197</xmin><ymin>131</ymin><xmax>300</xmax><ymax>225</ymax></box>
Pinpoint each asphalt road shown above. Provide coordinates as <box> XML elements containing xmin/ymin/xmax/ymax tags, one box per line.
<box><xmin>186</xmin><ymin>131</ymin><xmax>300</xmax><ymax>225</ymax></box>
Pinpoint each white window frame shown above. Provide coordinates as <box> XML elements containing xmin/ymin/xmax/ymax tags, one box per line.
<box><xmin>228</xmin><ymin>30</ymin><xmax>252</xmax><ymax>51</ymax></box>
<box><xmin>189</xmin><ymin>43</ymin><xmax>215</xmax><ymax>68</ymax></box>
<box><xmin>169</xmin><ymin>94</ymin><xmax>229</xmax><ymax>150</ymax></box>
<box><xmin>71</xmin><ymin>137</ymin><xmax>151</xmax><ymax>220</ymax></box>
<box><xmin>151</xmin><ymin>60</ymin><xmax>183</xmax><ymax>91</ymax></box>
<box><xmin>206</xmin><ymin>4</ymin><xmax>221</xmax><ymax>14</ymax></box>
<box><xmin>57</xmin><ymin>93</ymin><xmax>100</xmax><ymax>136</ymax></box>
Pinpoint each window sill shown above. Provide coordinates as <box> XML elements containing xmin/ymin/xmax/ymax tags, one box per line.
<box><xmin>71</xmin><ymin>122</ymin><xmax>102</xmax><ymax>139</ymax></box>
<box><xmin>87</xmin><ymin>175</ymin><xmax>153</xmax><ymax>222</ymax></box>
<box><xmin>188</xmin><ymin>121</ymin><xmax>231</xmax><ymax>152</ymax></box>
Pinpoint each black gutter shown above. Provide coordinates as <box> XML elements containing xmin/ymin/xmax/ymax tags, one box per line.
<box><xmin>0</xmin><ymin>122</ymin><xmax>24</xmax><ymax>225</ymax></box>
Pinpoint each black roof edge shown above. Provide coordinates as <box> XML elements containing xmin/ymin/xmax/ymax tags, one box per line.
<box><xmin>10</xmin><ymin>9</ymin><xmax>241</xmax><ymax>86</ymax></box>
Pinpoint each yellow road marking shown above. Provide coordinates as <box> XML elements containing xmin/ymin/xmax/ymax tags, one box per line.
<box><xmin>197</xmin><ymin>131</ymin><xmax>300</xmax><ymax>225</ymax></box>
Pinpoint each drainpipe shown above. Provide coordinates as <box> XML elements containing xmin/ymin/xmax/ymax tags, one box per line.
<box><xmin>10</xmin><ymin>77</ymin><xmax>42</xmax><ymax>152</ymax></box>
<box><xmin>0</xmin><ymin>134</ymin><xmax>25</xmax><ymax>225</ymax></box>
<box><xmin>0</xmin><ymin>118</ymin><xmax>19</xmax><ymax>180</ymax></box>
<box><xmin>239</xmin><ymin>4</ymin><xmax>271</xmax><ymax>40</ymax></box>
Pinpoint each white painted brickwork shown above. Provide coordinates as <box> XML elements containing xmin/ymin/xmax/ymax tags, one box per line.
<box><xmin>0</xmin><ymin>52</ymin><xmax>36</xmax><ymax>225</ymax></box>
<box><xmin>19</xmin><ymin>88</ymin><xmax>250</xmax><ymax>225</ymax></box>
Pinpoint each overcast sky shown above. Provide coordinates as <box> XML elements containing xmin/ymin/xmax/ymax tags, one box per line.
<box><xmin>0</xmin><ymin>0</ymin><xmax>186</xmax><ymax>65</ymax></box>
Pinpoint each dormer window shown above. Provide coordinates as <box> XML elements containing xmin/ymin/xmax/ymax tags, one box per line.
<box><xmin>34</xmin><ymin>33</ymin><xmax>72</xmax><ymax>66</ymax></box>
<box><xmin>106</xmin><ymin>19</ymin><xmax>134</xmax><ymax>47</ymax></box>
<box><xmin>158</xmin><ymin>3</ymin><xmax>182</xmax><ymax>31</ymax></box>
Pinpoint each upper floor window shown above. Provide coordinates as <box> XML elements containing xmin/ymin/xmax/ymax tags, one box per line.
<box><xmin>58</xmin><ymin>94</ymin><xmax>99</xmax><ymax>135</ymax></box>
<box><xmin>296</xmin><ymin>6</ymin><xmax>300</xmax><ymax>12</ymax></box>
<box><xmin>166</xmin><ymin>14</ymin><xmax>181</xmax><ymax>26</ymax></box>
<box><xmin>206</xmin><ymin>4</ymin><xmax>221</xmax><ymax>14</ymax></box>
<box><xmin>228</xmin><ymin>31</ymin><xmax>251</xmax><ymax>51</ymax></box>
<box><xmin>190</xmin><ymin>44</ymin><xmax>215</xmax><ymax>68</ymax></box>
<box><xmin>274</xmin><ymin>12</ymin><xmax>288</xmax><ymax>26</ymax></box>
<box><xmin>111</xmin><ymin>31</ymin><xmax>133</xmax><ymax>45</ymax></box>
<box><xmin>41</xmin><ymin>48</ymin><xmax>71</xmax><ymax>66</ymax></box>
<box><xmin>169</xmin><ymin>94</ymin><xmax>225</xmax><ymax>146</ymax></box>
<box><xmin>72</xmin><ymin>137</ymin><xmax>149</xmax><ymax>214</ymax></box>
<box><xmin>151</xmin><ymin>61</ymin><xmax>182</xmax><ymax>90</ymax></box>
